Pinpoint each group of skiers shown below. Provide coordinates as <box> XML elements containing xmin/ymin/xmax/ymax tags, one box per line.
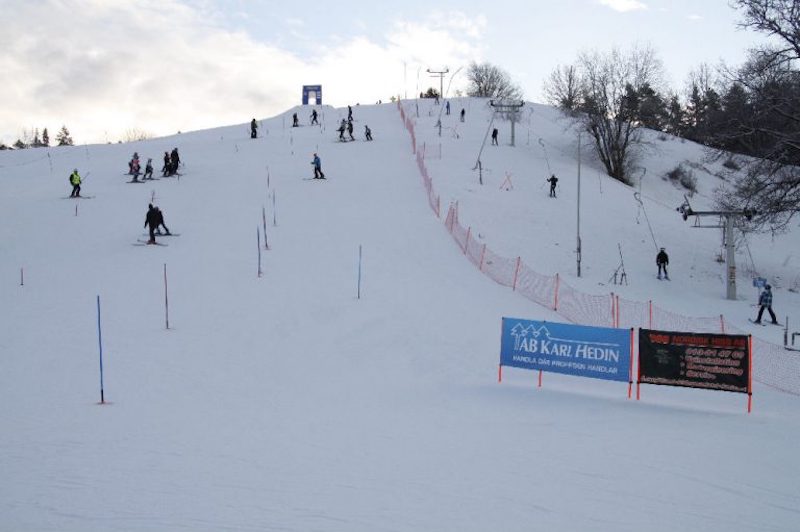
<box><xmin>126</xmin><ymin>149</ymin><xmax>180</xmax><ymax>181</ymax></box>
<box><xmin>128</xmin><ymin>152</ymin><xmax>156</xmax><ymax>182</ymax></box>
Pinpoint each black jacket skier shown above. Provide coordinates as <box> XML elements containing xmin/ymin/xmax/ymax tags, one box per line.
<box><xmin>656</xmin><ymin>248</ymin><xmax>669</xmax><ymax>279</ymax></box>
<box><xmin>546</xmin><ymin>175</ymin><xmax>558</xmax><ymax>197</ymax></box>
<box><xmin>144</xmin><ymin>204</ymin><xmax>160</xmax><ymax>244</ymax></box>
<box><xmin>251</xmin><ymin>118</ymin><xmax>258</xmax><ymax>139</ymax></box>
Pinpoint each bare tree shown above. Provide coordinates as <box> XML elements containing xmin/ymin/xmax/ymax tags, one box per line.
<box><xmin>122</xmin><ymin>128</ymin><xmax>154</xmax><ymax>143</ymax></box>
<box><xmin>715</xmin><ymin>0</ymin><xmax>800</xmax><ymax>231</ymax></box>
<box><xmin>575</xmin><ymin>45</ymin><xmax>665</xmax><ymax>184</ymax></box>
<box><xmin>543</xmin><ymin>64</ymin><xmax>580</xmax><ymax>112</ymax></box>
<box><xmin>465</xmin><ymin>61</ymin><xmax>523</xmax><ymax>101</ymax></box>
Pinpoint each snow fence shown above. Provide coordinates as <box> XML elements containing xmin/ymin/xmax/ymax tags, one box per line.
<box><xmin>397</xmin><ymin>100</ymin><xmax>800</xmax><ymax>397</ymax></box>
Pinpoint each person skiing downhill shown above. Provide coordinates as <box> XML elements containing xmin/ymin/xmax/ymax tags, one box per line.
<box><xmin>292</xmin><ymin>113</ymin><xmax>299</xmax><ymax>127</ymax></box>
<box><xmin>656</xmin><ymin>247</ymin><xmax>669</xmax><ymax>280</ymax></box>
<box><xmin>251</xmin><ymin>118</ymin><xmax>258</xmax><ymax>139</ymax></box>
<box><xmin>347</xmin><ymin>120</ymin><xmax>355</xmax><ymax>141</ymax></box>
<box><xmin>310</xmin><ymin>109</ymin><xmax>319</xmax><ymax>125</ymax></box>
<box><xmin>491</xmin><ymin>128</ymin><xmax>499</xmax><ymax>145</ymax></box>
<box><xmin>754</xmin><ymin>284</ymin><xmax>778</xmax><ymax>324</ymax></box>
<box><xmin>364</xmin><ymin>125</ymin><xmax>373</xmax><ymax>141</ymax></box>
<box><xmin>143</xmin><ymin>158</ymin><xmax>154</xmax><ymax>180</ymax></box>
<box><xmin>144</xmin><ymin>203</ymin><xmax>160</xmax><ymax>244</ymax></box>
<box><xmin>162</xmin><ymin>151</ymin><xmax>171</xmax><ymax>176</ymax></box>
<box><xmin>311</xmin><ymin>153</ymin><xmax>325</xmax><ymax>179</ymax></box>
<box><xmin>68</xmin><ymin>168</ymin><xmax>82</xmax><ymax>197</ymax></box>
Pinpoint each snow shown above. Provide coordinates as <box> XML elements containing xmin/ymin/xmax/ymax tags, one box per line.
<box><xmin>1</xmin><ymin>98</ymin><xmax>799</xmax><ymax>531</ymax></box>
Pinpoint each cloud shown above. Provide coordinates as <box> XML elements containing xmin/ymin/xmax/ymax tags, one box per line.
<box><xmin>0</xmin><ymin>1</ymin><xmax>482</xmax><ymax>144</ymax></box>
<box><xmin>687</xmin><ymin>14</ymin><xmax>703</xmax><ymax>21</ymax></box>
<box><xmin>598</xmin><ymin>0</ymin><xmax>647</xmax><ymax>12</ymax></box>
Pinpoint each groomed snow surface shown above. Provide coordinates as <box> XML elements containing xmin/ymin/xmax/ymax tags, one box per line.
<box><xmin>2</xmin><ymin>98</ymin><xmax>799</xmax><ymax>531</ymax></box>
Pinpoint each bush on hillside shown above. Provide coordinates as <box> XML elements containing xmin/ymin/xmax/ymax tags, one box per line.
<box><xmin>664</xmin><ymin>163</ymin><xmax>697</xmax><ymax>193</ymax></box>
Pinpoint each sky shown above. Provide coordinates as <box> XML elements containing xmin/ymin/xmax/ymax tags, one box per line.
<box><xmin>2</xmin><ymin>95</ymin><xmax>799</xmax><ymax>530</ymax></box>
<box><xmin>1</xmin><ymin>0</ymin><xmax>761</xmax><ymax>145</ymax></box>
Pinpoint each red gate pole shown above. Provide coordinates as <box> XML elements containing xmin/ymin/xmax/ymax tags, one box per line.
<box><xmin>747</xmin><ymin>335</ymin><xmax>753</xmax><ymax>413</ymax></box>
<box><xmin>164</xmin><ymin>263</ymin><xmax>170</xmax><ymax>330</ymax></box>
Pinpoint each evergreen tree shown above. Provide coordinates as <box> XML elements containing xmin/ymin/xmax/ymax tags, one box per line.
<box><xmin>42</xmin><ymin>128</ymin><xmax>50</xmax><ymax>147</ymax></box>
<box><xmin>56</xmin><ymin>125</ymin><xmax>73</xmax><ymax>146</ymax></box>
<box><xmin>664</xmin><ymin>94</ymin><xmax>685</xmax><ymax>136</ymax></box>
<box><xmin>13</xmin><ymin>139</ymin><xmax>27</xmax><ymax>149</ymax></box>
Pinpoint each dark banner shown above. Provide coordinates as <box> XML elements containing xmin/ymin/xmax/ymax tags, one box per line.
<box><xmin>638</xmin><ymin>329</ymin><xmax>750</xmax><ymax>393</ymax></box>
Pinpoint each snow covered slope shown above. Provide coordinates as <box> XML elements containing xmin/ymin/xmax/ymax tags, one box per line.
<box><xmin>1</xmin><ymin>99</ymin><xmax>798</xmax><ymax>531</ymax></box>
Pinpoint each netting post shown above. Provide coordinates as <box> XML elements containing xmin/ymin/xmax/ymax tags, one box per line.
<box><xmin>610</xmin><ymin>293</ymin><xmax>615</xmax><ymax>327</ymax></box>
<box><xmin>720</xmin><ymin>314</ymin><xmax>725</xmax><ymax>333</ymax></box>
<box><xmin>512</xmin><ymin>257</ymin><xmax>521</xmax><ymax>291</ymax></box>
<box><xmin>628</xmin><ymin>328</ymin><xmax>634</xmax><ymax>399</ymax></box>
<box><xmin>464</xmin><ymin>227</ymin><xmax>471</xmax><ymax>254</ymax></box>
<box><xmin>479</xmin><ymin>244</ymin><xmax>486</xmax><ymax>272</ymax></box>
<box><xmin>553</xmin><ymin>273</ymin><xmax>560</xmax><ymax>311</ymax></box>
<box><xmin>615</xmin><ymin>294</ymin><xmax>620</xmax><ymax>328</ymax></box>
<box><xmin>649</xmin><ymin>300</ymin><xmax>653</xmax><ymax>329</ymax></box>
<box><xmin>747</xmin><ymin>335</ymin><xmax>753</xmax><ymax>413</ymax></box>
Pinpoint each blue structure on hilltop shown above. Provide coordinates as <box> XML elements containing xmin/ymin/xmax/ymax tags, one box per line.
<box><xmin>302</xmin><ymin>85</ymin><xmax>322</xmax><ymax>105</ymax></box>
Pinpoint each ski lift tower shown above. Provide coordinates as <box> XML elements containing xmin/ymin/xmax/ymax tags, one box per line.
<box><xmin>489</xmin><ymin>99</ymin><xmax>525</xmax><ymax>147</ymax></box>
<box><xmin>426</xmin><ymin>67</ymin><xmax>448</xmax><ymax>100</ymax></box>
<box><xmin>677</xmin><ymin>196</ymin><xmax>756</xmax><ymax>300</ymax></box>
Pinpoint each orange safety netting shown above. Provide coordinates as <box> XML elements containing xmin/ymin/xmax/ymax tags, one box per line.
<box><xmin>397</xmin><ymin>101</ymin><xmax>800</xmax><ymax>396</ymax></box>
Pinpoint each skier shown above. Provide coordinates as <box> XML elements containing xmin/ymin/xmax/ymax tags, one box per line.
<box><xmin>365</xmin><ymin>125</ymin><xmax>373</xmax><ymax>141</ymax></box>
<box><xmin>347</xmin><ymin>105</ymin><xmax>353</xmax><ymax>121</ymax></box>
<box><xmin>162</xmin><ymin>151</ymin><xmax>171</xmax><ymax>176</ymax></box>
<box><xmin>491</xmin><ymin>128</ymin><xmax>499</xmax><ymax>146</ymax></box>
<box><xmin>143</xmin><ymin>158</ymin><xmax>154</xmax><ymax>180</ymax></box>
<box><xmin>311</xmin><ymin>153</ymin><xmax>325</xmax><ymax>179</ymax></box>
<box><xmin>68</xmin><ymin>168</ymin><xmax>82</xmax><ymax>197</ymax></box>
<box><xmin>546</xmin><ymin>174</ymin><xmax>558</xmax><ymax>198</ymax></box>
<box><xmin>460</xmin><ymin>108</ymin><xmax>465</xmax><ymax>122</ymax></box>
<box><xmin>310</xmin><ymin>109</ymin><xmax>319</xmax><ymax>125</ymax></box>
<box><xmin>251</xmin><ymin>118</ymin><xmax>258</xmax><ymax>139</ymax></box>
<box><xmin>347</xmin><ymin>120</ymin><xmax>355</xmax><ymax>141</ymax></box>
<box><xmin>446</xmin><ymin>100</ymin><xmax>451</xmax><ymax>115</ymax></box>
<box><xmin>292</xmin><ymin>113</ymin><xmax>299</xmax><ymax>127</ymax></box>
<box><xmin>656</xmin><ymin>247</ymin><xmax>669</xmax><ymax>280</ymax></box>
<box><xmin>144</xmin><ymin>203</ymin><xmax>160</xmax><ymax>244</ymax></box>
<box><xmin>154</xmin><ymin>205</ymin><xmax>171</xmax><ymax>235</ymax></box>
<box><xmin>169</xmin><ymin>148</ymin><xmax>180</xmax><ymax>175</ymax></box>
<box><xmin>338</xmin><ymin>120</ymin><xmax>346</xmax><ymax>141</ymax></box>
<box><xmin>754</xmin><ymin>284</ymin><xmax>778</xmax><ymax>324</ymax></box>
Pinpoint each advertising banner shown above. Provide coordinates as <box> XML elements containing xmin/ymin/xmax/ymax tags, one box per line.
<box><xmin>638</xmin><ymin>329</ymin><xmax>750</xmax><ymax>393</ymax></box>
<box><xmin>500</xmin><ymin>318</ymin><xmax>631</xmax><ymax>382</ymax></box>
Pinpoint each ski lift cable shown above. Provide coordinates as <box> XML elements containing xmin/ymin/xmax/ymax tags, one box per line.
<box><xmin>634</xmin><ymin>191</ymin><xmax>659</xmax><ymax>251</ymax></box>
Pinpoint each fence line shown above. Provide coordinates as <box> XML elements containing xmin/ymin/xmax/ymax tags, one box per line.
<box><xmin>396</xmin><ymin>100</ymin><xmax>799</xmax><ymax>396</ymax></box>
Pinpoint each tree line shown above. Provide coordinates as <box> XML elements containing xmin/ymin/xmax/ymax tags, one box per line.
<box><xmin>540</xmin><ymin>0</ymin><xmax>800</xmax><ymax>232</ymax></box>
<box><xmin>0</xmin><ymin>125</ymin><xmax>73</xmax><ymax>150</ymax></box>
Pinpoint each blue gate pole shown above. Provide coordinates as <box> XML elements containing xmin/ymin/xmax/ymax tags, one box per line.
<box><xmin>97</xmin><ymin>295</ymin><xmax>105</xmax><ymax>404</ymax></box>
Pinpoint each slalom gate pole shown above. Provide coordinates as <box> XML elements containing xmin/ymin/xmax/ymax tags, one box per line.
<box><xmin>268</xmin><ymin>205</ymin><xmax>269</xmax><ymax>251</ymax></box>
<box><xmin>164</xmin><ymin>263</ymin><xmax>170</xmax><ymax>330</ymax></box>
<box><xmin>75</xmin><ymin>204</ymin><xmax>78</xmax><ymax>217</ymax></box>
<box><xmin>357</xmin><ymin>245</ymin><xmax>362</xmax><ymax>299</ymax></box>
<box><xmin>498</xmin><ymin>364</ymin><xmax>502</xmax><ymax>383</ymax></box>
<box><xmin>20</xmin><ymin>267</ymin><xmax>23</xmax><ymax>286</ymax></box>
<box><xmin>538</xmin><ymin>370</ymin><xmax>543</xmax><ymax>388</ymax></box>
<box><xmin>272</xmin><ymin>191</ymin><xmax>277</xmax><ymax>226</ymax></box>
<box><xmin>97</xmin><ymin>295</ymin><xmax>105</xmax><ymax>405</ymax></box>
<box><xmin>257</xmin><ymin>227</ymin><xmax>263</xmax><ymax>277</ymax></box>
